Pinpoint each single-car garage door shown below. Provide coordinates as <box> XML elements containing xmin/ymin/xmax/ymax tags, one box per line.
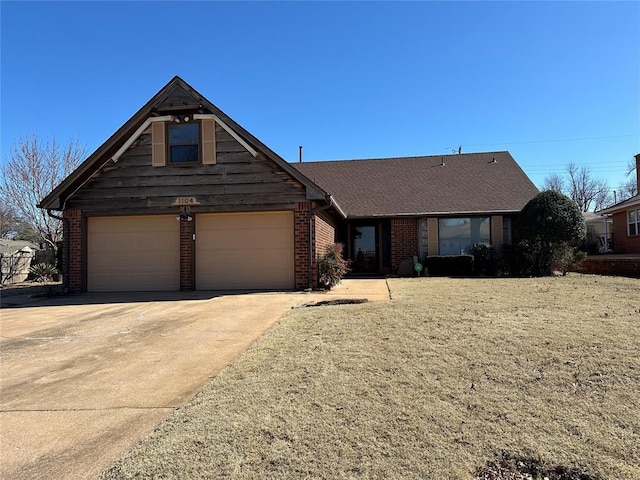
<box><xmin>196</xmin><ymin>211</ymin><xmax>294</xmax><ymax>290</ymax></box>
<box><xmin>87</xmin><ymin>215</ymin><xmax>180</xmax><ymax>292</ymax></box>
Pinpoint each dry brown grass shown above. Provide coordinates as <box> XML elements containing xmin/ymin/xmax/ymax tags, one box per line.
<box><xmin>102</xmin><ymin>275</ymin><xmax>640</xmax><ymax>479</ymax></box>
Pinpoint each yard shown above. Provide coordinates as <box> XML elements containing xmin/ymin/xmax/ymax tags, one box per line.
<box><xmin>101</xmin><ymin>275</ymin><xmax>640</xmax><ymax>479</ymax></box>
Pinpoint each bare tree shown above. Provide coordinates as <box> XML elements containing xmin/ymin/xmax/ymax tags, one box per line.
<box><xmin>0</xmin><ymin>204</ymin><xmax>21</xmax><ymax>238</ymax></box>
<box><xmin>542</xmin><ymin>173</ymin><xmax>565</xmax><ymax>193</ymax></box>
<box><xmin>618</xmin><ymin>177</ymin><xmax>638</xmax><ymax>201</ymax></box>
<box><xmin>566</xmin><ymin>163</ymin><xmax>611</xmax><ymax>212</ymax></box>
<box><xmin>626</xmin><ymin>157</ymin><xmax>637</xmax><ymax>177</ymax></box>
<box><xmin>0</xmin><ymin>135</ymin><xmax>85</xmax><ymax>250</ymax></box>
<box><xmin>542</xmin><ymin>163</ymin><xmax>610</xmax><ymax>212</ymax></box>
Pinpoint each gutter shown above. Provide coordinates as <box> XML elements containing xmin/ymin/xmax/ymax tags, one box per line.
<box><xmin>307</xmin><ymin>195</ymin><xmax>340</xmax><ymax>291</ymax></box>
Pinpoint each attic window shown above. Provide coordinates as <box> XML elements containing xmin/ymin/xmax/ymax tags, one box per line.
<box><xmin>167</xmin><ymin>123</ymin><xmax>200</xmax><ymax>164</ymax></box>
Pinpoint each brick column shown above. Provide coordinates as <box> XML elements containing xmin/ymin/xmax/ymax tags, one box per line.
<box><xmin>64</xmin><ymin>209</ymin><xmax>83</xmax><ymax>293</ymax></box>
<box><xmin>294</xmin><ymin>202</ymin><xmax>313</xmax><ymax>290</ymax></box>
<box><xmin>180</xmin><ymin>218</ymin><xmax>194</xmax><ymax>291</ymax></box>
<box><xmin>391</xmin><ymin>218</ymin><xmax>418</xmax><ymax>273</ymax></box>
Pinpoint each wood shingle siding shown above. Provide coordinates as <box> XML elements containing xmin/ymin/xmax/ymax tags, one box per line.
<box><xmin>67</xmin><ymin>126</ymin><xmax>308</xmax><ymax>214</ymax></box>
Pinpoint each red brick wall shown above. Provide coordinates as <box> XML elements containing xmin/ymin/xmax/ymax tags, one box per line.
<box><xmin>571</xmin><ymin>257</ymin><xmax>640</xmax><ymax>278</ymax></box>
<box><xmin>612</xmin><ymin>211</ymin><xmax>640</xmax><ymax>254</ymax></box>
<box><xmin>294</xmin><ymin>202</ymin><xmax>337</xmax><ymax>290</ymax></box>
<box><xmin>294</xmin><ymin>202</ymin><xmax>313</xmax><ymax>289</ymax></box>
<box><xmin>64</xmin><ymin>209</ymin><xmax>83</xmax><ymax>293</ymax></box>
<box><xmin>315</xmin><ymin>213</ymin><xmax>335</xmax><ymax>259</ymax></box>
<box><xmin>180</xmin><ymin>219</ymin><xmax>194</xmax><ymax>291</ymax></box>
<box><xmin>391</xmin><ymin>218</ymin><xmax>418</xmax><ymax>272</ymax></box>
<box><xmin>313</xmin><ymin>212</ymin><xmax>336</xmax><ymax>286</ymax></box>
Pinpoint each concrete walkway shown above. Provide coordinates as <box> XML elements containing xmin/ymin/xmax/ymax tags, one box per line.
<box><xmin>0</xmin><ymin>279</ymin><xmax>389</xmax><ymax>480</ymax></box>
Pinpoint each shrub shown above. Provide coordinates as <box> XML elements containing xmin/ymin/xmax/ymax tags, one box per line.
<box><xmin>553</xmin><ymin>245</ymin><xmax>587</xmax><ymax>275</ymax></box>
<box><xmin>469</xmin><ymin>243</ymin><xmax>496</xmax><ymax>276</ymax></box>
<box><xmin>317</xmin><ymin>243</ymin><xmax>350</xmax><ymax>290</ymax></box>
<box><xmin>502</xmin><ymin>241</ymin><xmax>537</xmax><ymax>277</ymax></box>
<box><xmin>29</xmin><ymin>262</ymin><xmax>58</xmax><ymax>282</ymax></box>
<box><xmin>515</xmin><ymin>191</ymin><xmax>585</xmax><ymax>276</ymax></box>
<box><xmin>424</xmin><ymin>255</ymin><xmax>474</xmax><ymax>277</ymax></box>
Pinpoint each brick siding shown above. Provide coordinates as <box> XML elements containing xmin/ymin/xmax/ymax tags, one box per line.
<box><xmin>313</xmin><ymin>212</ymin><xmax>336</xmax><ymax>285</ymax></box>
<box><xmin>570</xmin><ymin>256</ymin><xmax>640</xmax><ymax>278</ymax></box>
<box><xmin>315</xmin><ymin>213</ymin><xmax>335</xmax><ymax>259</ymax></box>
<box><xmin>180</xmin><ymin>219</ymin><xmax>194</xmax><ymax>291</ymax></box>
<box><xmin>294</xmin><ymin>202</ymin><xmax>337</xmax><ymax>290</ymax></box>
<box><xmin>64</xmin><ymin>209</ymin><xmax>83</xmax><ymax>293</ymax></box>
<box><xmin>391</xmin><ymin>218</ymin><xmax>418</xmax><ymax>273</ymax></box>
<box><xmin>294</xmin><ymin>202</ymin><xmax>312</xmax><ymax>289</ymax></box>
<box><xmin>612</xmin><ymin>211</ymin><xmax>640</xmax><ymax>254</ymax></box>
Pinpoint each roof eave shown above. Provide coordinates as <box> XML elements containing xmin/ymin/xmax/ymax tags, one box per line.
<box><xmin>597</xmin><ymin>195</ymin><xmax>640</xmax><ymax>215</ymax></box>
<box><xmin>344</xmin><ymin>209</ymin><xmax>524</xmax><ymax>219</ymax></box>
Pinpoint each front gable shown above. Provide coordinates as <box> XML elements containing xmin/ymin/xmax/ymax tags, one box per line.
<box><xmin>40</xmin><ymin>76</ymin><xmax>329</xmax><ymax>215</ymax></box>
<box><xmin>67</xmin><ymin>121</ymin><xmax>309</xmax><ymax>215</ymax></box>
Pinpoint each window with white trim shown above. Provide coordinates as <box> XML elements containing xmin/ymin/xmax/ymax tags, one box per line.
<box><xmin>629</xmin><ymin>209</ymin><xmax>639</xmax><ymax>236</ymax></box>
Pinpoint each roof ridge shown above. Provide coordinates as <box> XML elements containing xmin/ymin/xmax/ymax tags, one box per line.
<box><xmin>294</xmin><ymin>151</ymin><xmax>510</xmax><ymax>165</ymax></box>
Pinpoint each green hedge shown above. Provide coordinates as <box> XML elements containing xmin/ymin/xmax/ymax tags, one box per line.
<box><xmin>425</xmin><ymin>255</ymin><xmax>474</xmax><ymax>277</ymax></box>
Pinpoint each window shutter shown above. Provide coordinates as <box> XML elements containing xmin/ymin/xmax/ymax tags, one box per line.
<box><xmin>202</xmin><ymin>119</ymin><xmax>216</xmax><ymax>165</ymax></box>
<box><xmin>151</xmin><ymin>122</ymin><xmax>166</xmax><ymax>167</ymax></box>
<box><xmin>491</xmin><ymin>215</ymin><xmax>504</xmax><ymax>249</ymax></box>
<box><xmin>427</xmin><ymin>218</ymin><xmax>439</xmax><ymax>255</ymax></box>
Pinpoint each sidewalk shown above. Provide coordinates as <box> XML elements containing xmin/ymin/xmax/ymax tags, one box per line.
<box><xmin>300</xmin><ymin>278</ymin><xmax>391</xmax><ymax>305</ymax></box>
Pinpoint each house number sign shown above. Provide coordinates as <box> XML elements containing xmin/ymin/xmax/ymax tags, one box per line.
<box><xmin>172</xmin><ymin>196</ymin><xmax>200</xmax><ymax>206</ymax></box>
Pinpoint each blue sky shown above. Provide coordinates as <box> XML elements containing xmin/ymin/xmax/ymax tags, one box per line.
<box><xmin>1</xmin><ymin>1</ymin><xmax>639</xmax><ymax>194</ymax></box>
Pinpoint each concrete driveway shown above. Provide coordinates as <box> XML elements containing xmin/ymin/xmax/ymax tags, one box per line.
<box><xmin>0</xmin><ymin>280</ymin><xmax>389</xmax><ymax>480</ymax></box>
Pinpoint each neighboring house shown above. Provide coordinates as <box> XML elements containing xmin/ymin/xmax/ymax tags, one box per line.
<box><xmin>596</xmin><ymin>154</ymin><xmax>640</xmax><ymax>255</ymax></box>
<box><xmin>583</xmin><ymin>213</ymin><xmax>613</xmax><ymax>253</ymax></box>
<box><xmin>39</xmin><ymin>77</ymin><xmax>539</xmax><ymax>293</ymax></box>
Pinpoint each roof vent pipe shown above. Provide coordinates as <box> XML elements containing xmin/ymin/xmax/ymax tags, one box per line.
<box><xmin>299</xmin><ymin>145</ymin><xmax>303</xmax><ymax>163</ymax></box>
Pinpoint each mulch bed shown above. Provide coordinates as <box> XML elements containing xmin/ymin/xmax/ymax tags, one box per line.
<box><xmin>474</xmin><ymin>452</ymin><xmax>602</xmax><ymax>480</ymax></box>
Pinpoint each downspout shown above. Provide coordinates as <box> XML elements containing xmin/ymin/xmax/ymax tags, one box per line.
<box><xmin>307</xmin><ymin>195</ymin><xmax>335</xmax><ymax>291</ymax></box>
<box><xmin>47</xmin><ymin>209</ymin><xmax>69</xmax><ymax>292</ymax></box>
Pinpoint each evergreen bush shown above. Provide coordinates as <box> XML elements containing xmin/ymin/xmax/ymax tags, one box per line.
<box><xmin>318</xmin><ymin>243</ymin><xmax>350</xmax><ymax>289</ymax></box>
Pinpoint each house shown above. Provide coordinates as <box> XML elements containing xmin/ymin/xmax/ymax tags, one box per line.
<box><xmin>293</xmin><ymin>153</ymin><xmax>538</xmax><ymax>274</ymax></box>
<box><xmin>583</xmin><ymin>212</ymin><xmax>613</xmax><ymax>253</ymax></box>
<box><xmin>596</xmin><ymin>154</ymin><xmax>640</xmax><ymax>255</ymax></box>
<box><xmin>39</xmin><ymin>77</ymin><xmax>539</xmax><ymax>293</ymax></box>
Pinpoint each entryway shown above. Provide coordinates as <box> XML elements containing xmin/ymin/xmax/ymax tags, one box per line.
<box><xmin>347</xmin><ymin>221</ymin><xmax>391</xmax><ymax>274</ymax></box>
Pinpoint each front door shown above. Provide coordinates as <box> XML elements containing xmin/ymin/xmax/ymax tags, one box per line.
<box><xmin>351</xmin><ymin>224</ymin><xmax>379</xmax><ymax>273</ymax></box>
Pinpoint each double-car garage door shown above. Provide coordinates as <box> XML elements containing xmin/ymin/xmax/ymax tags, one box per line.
<box><xmin>87</xmin><ymin>212</ymin><xmax>294</xmax><ymax>292</ymax></box>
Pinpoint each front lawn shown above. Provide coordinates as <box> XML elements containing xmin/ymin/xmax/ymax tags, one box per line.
<box><xmin>102</xmin><ymin>275</ymin><xmax>640</xmax><ymax>479</ymax></box>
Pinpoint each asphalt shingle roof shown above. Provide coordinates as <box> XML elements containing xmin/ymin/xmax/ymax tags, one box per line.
<box><xmin>293</xmin><ymin>151</ymin><xmax>538</xmax><ymax>218</ymax></box>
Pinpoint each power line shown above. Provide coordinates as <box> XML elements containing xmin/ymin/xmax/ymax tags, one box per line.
<box><xmin>449</xmin><ymin>133</ymin><xmax>638</xmax><ymax>149</ymax></box>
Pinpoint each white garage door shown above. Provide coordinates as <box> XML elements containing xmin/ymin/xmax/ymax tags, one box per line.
<box><xmin>196</xmin><ymin>211</ymin><xmax>294</xmax><ymax>290</ymax></box>
<box><xmin>87</xmin><ymin>215</ymin><xmax>180</xmax><ymax>292</ymax></box>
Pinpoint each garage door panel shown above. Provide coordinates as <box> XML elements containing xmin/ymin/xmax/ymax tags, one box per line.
<box><xmin>88</xmin><ymin>216</ymin><xmax>179</xmax><ymax>292</ymax></box>
<box><xmin>196</xmin><ymin>212</ymin><xmax>294</xmax><ymax>290</ymax></box>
